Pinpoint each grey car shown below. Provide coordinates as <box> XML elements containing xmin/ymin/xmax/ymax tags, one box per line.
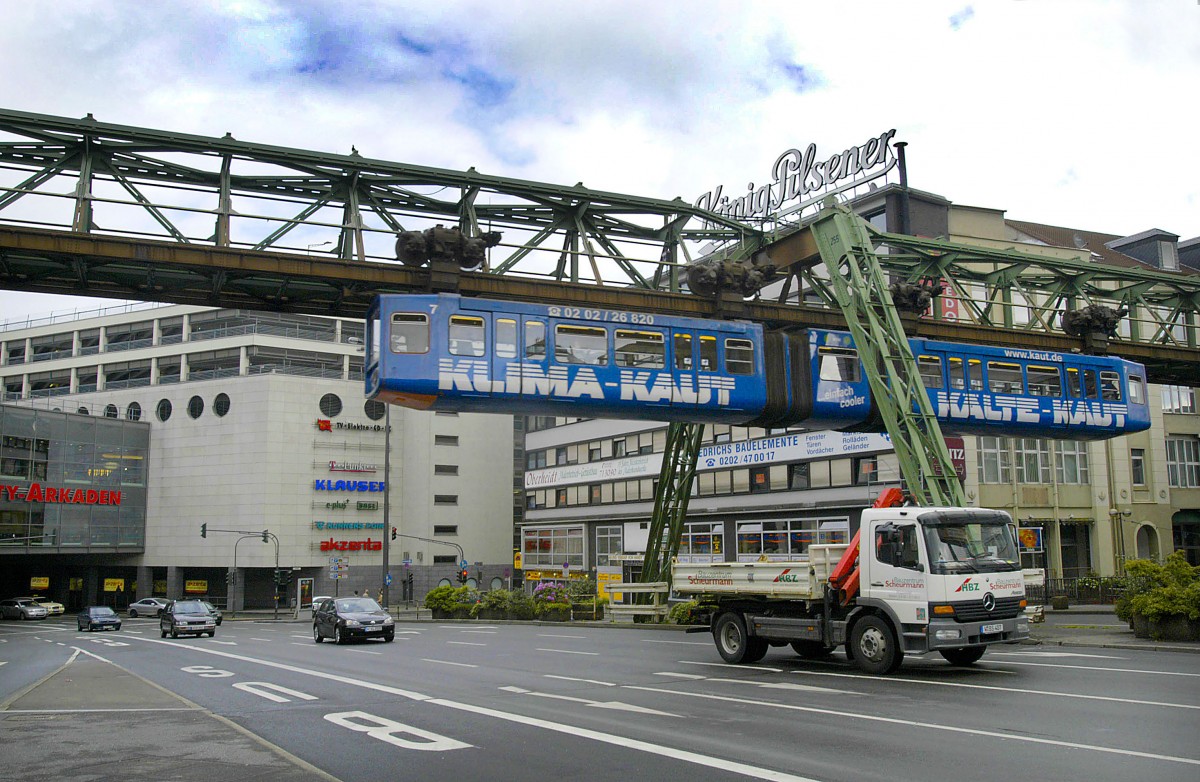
<box><xmin>128</xmin><ymin>597</ymin><xmax>170</xmax><ymax>618</ymax></box>
<box><xmin>159</xmin><ymin>599</ymin><xmax>217</xmax><ymax>638</ymax></box>
<box><xmin>0</xmin><ymin>597</ymin><xmax>49</xmax><ymax>620</ymax></box>
<box><xmin>78</xmin><ymin>606</ymin><xmax>122</xmax><ymax>631</ymax></box>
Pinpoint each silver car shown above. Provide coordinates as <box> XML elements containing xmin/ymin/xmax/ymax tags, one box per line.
<box><xmin>0</xmin><ymin>597</ymin><xmax>50</xmax><ymax>620</ymax></box>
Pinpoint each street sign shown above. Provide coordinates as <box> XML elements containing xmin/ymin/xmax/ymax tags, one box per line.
<box><xmin>459</xmin><ymin>559</ymin><xmax>468</xmax><ymax>569</ymax></box>
<box><xmin>385</xmin><ymin>573</ymin><xmax>393</xmax><ymax>586</ymax></box>
<box><xmin>402</xmin><ymin>558</ymin><xmax>412</xmax><ymax>566</ymax></box>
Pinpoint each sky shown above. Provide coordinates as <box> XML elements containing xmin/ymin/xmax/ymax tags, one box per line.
<box><xmin>1</xmin><ymin>0</ymin><xmax>1198</xmax><ymax>324</ymax></box>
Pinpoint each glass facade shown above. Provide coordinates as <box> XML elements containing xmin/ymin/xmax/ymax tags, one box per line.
<box><xmin>0</xmin><ymin>405</ymin><xmax>149</xmax><ymax>552</ymax></box>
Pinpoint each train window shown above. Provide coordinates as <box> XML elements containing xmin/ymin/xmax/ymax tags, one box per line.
<box><xmin>987</xmin><ymin>362</ymin><xmax>1023</xmax><ymax>394</ymax></box>
<box><xmin>1027</xmin><ymin>365</ymin><xmax>1062</xmax><ymax>397</ymax></box>
<box><xmin>918</xmin><ymin>356</ymin><xmax>943</xmax><ymax>389</ymax></box>
<box><xmin>448</xmin><ymin>315</ymin><xmax>485</xmax><ymax>356</ymax></box>
<box><xmin>948</xmin><ymin>357</ymin><xmax>965</xmax><ymax>390</ymax></box>
<box><xmin>555</xmin><ymin>325</ymin><xmax>608</xmax><ymax>365</ymax></box>
<box><xmin>1129</xmin><ymin>375</ymin><xmax>1146</xmax><ymax>405</ymax></box>
<box><xmin>1100</xmin><ymin>371</ymin><xmax>1122</xmax><ymax>401</ymax></box>
<box><xmin>496</xmin><ymin>318</ymin><xmax>517</xmax><ymax>359</ymax></box>
<box><xmin>615</xmin><ymin>330</ymin><xmax>665</xmax><ymax>368</ymax></box>
<box><xmin>699</xmin><ymin>336</ymin><xmax>718</xmax><ymax>372</ymax></box>
<box><xmin>674</xmin><ymin>333</ymin><xmax>693</xmax><ymax>370</ymax></box>
<box><xmin>726</xmin><ymin>339</ymin><xmax>755</xmax><ymax>375</ymax></box>
<box><xmin>818</xmin><ymin>347</ymin><xmax>860</xmax><ymax>383</ymax></box>
<box><xmin>525</xmin><ymin>321</ymin><xmax>546</xmax><ymax>361</ymax></box>
<box><xmin>390</xmin><ymin>313</ymin><xmax>429</xmax><ymax>354</ymax></box>
<box><xmin>1068</xmin><ymin>368</ymin><xmax>1098</xmax><ymax>398</ymax></box>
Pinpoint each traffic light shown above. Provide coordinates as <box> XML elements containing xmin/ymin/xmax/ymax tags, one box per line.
<box><xmin>200</xmin><ymin>523</ymin><xmax>207</xmax><ymax>538</ymax></box>
<box><xmin>458</xmin><ymin>568</ymin><xmax>469</xmax><ymax>584</ymax></box>
<box><xmin>391</xmin><ymin>526</ymin><xmax>397</xmax><ymax>540</ymax></box>
<box><xmin>261</xmin><ymin>530</ymin><xmax>269</xmax><ymax>543</ymax></box>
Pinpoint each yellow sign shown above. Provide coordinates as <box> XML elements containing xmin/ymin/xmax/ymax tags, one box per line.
<box><xmin>185</xmin><ymin>580</ymin><xmax>208</xmax><ymax>594</ymax></box>
<box><xmin>513</xmin><ymin>550</ymin><xmax>523</xmax><ymax>570</ymax></box>
<box><xmin>103</xmin><ymin>578</ymin><xmax>125</xmax><ymax>592</ymax></box>
<box><xmin>597</xmin><ymin>571</ymin><xmax>623</xmax><ymax>600</ymax></box>
<box><xmin>30</xmin><ymin>576</ymin><xmax>50</xmax><ymax>590</ymax></box>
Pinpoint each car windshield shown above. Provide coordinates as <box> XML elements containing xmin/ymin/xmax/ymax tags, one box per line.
<box><xmin>91</xmin><ymin>607</ymin><xmax>116</xmax><ymax>616</ymax></box>
<box><xmin>336</xmin><ymin>598</ymin><xmax>382</xmax><ymax>613</ymax></box>
<box><xmin>173</xmin><ymin>602</ymin><xmax>209</xmax><ymax>615</ymax></box>
<box><xmin>920</xmin><ymin>513</ymin><xmax>1021</xmax><ymax>575</ymax></box>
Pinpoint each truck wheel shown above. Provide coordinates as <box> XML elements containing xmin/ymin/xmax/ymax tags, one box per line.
<box><xmin>791</xmin><ymin>640</ymin><xmax>834</xmax><ymax>660</ymax></box>
<box><xmin>850</xmin><ymin>615</ymin><xmax>903</xmax><ymax>674</ymax></box>
<box><xmin>939</xmin><ymin>647</ymin><xmax>986</xmax><ymax>666</ymax></box>
<box><xmin>744</xmin><ymin>637</ymin><xmax>769</xmax><ymax>663</ymax></box>
<box><xmin>713</xmin><ymin>612</ymin><xmax>752</xmax><ymax>664</ymax></box>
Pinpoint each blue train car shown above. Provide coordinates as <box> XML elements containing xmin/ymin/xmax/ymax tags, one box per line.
<box><xmin>366</xmin><ymin>294</ymin><xmax>1151</xmax><ymax>440</ymax></box>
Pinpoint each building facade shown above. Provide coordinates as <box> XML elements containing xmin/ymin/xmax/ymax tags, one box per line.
<box><xmin>0</xmin><ymin>304</ymin><xmax>515</xmax><ymax>609</ymax></box>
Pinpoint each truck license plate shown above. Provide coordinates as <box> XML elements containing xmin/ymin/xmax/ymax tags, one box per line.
<box><xmin>981</xmin><ymin>623</ymin><xmax>1004</xmax><ymax>634</ymax></box>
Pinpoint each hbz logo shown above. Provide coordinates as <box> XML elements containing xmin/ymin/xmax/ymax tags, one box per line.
<box><xmin>955</xmin><ymin>579</ymin><xmax>980</xmax><ymax>593</ymax></box>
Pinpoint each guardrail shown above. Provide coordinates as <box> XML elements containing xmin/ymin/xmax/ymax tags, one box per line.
<box><xmin>607</xmin><ymin>582</ymin><xmax>670</xmax><ymax>623</ymax></box>
<box><xmin>1024</xmin><ymin>576</ymin><xmax>1150</xmax><ymax>605</ymax></box>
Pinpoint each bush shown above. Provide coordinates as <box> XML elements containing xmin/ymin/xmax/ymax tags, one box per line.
<box><xmin>1126</xmin><ymin>552</ymin><xmax>1200</xmax><ymax>623</ymax></box>
<box><xmin>532</xmin><ymin>581</ymin><xmax>570</xmax><ymax>606</ymax></box>
<box><xmin>507</xmin><ymin>590</ymin><xmax>536</xmax><ymax>620</ymax></box>
<box><xmin>567</xmin><ymin>578</ymin><xmax>597</xmax><ymax>601</ymax></box>
<box><xmin>472</xmin><ymin>589</ymin><xmax>512</xmax><ymax>617</ymax></box>
<box><xmin>423</xmin><ymin>585</ymin><xmax>458</xmax><ymax>613</ymax></box>
<box><xmin>668</xmin><ymin>600</ymin><xmax>706</xmax><ymax>625</ymax></box>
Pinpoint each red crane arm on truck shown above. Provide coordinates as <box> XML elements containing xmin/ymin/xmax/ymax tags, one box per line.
<box><xmin>828</xmin><ymin>488</ymin><xmax>907</xmax><ymax>605</ymax></box>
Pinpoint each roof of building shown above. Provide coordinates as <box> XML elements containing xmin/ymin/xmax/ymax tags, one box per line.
<box><xmin>1005</xmin><ymin>219</ymin><xmax>1197</xmax><ymax>277</ymax></box>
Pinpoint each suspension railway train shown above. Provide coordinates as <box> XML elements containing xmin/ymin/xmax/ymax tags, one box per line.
<box><xmin>366</xmin><ymin>294</ymin><xmax>1150</xmax><ymax>440</ymax></box>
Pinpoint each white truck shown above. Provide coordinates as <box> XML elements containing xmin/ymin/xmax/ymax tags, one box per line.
<box><xmin>672</xmin><ymin>504</ymin><xmax>1031</xmax><ymax>674</ymax></box>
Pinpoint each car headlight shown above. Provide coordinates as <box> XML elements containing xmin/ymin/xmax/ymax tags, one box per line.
<box><xmin>343</xmin><ymin>619</ymin><xmax>361</xmax><ymax>627</ymax></box>
<box><xmin>383</xmin><ymin>617</ymin><xmax>394</xmax><ymax>626</ymax></box>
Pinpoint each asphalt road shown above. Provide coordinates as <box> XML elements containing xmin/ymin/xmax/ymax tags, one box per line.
<box><xmin>3</xmin><ymin>615</ymin><xmax>1199</xmax><ymax>782</ymax></box>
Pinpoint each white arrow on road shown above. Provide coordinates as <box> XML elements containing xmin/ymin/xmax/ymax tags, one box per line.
<box><xmin>500</xmin><ymin>686</ymin><xmax>681</xmax><ymax>717</ymax></box>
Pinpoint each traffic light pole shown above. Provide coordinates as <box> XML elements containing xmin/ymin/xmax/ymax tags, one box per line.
<box><xmin>381</xmin><ymin>405</ymin><xmax>391</xmax><ymax>608</ymax></box>
<box><xmin>200</xmin><ymin>525</ymin><xmax>280</xmax><ymax>619</ymax></box>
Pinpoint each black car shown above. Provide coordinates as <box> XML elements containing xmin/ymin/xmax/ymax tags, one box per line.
<box><xmin>78</xmin><ymin>606</ymin><xmax>122</xmax><ymax>632</ymax></box>
<box><xmin>199</xmin><ymin>601</ymin><xmax>223</xmax><ymax>626</ymax></box>
<box><xmin>313</xmin><ymin>596</ymin><xmax>394</xmax><ymax>644</ymax></box>
<box><xmin>159</xmin><ymin>599</ymin><xmax>217</xmax><ymax>638</ymax></box>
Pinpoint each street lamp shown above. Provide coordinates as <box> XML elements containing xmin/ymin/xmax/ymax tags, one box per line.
<box><xmin>1109</xmin><ymin>507</ymin><xmax>1134</xmax><ymax>575</ymax></box>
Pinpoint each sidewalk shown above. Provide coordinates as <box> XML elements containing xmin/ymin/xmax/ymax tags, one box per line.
<box><xmin>1025</xmin><ymin>604</ymin><xmax>1200</xmax><ymax>654</ymax></box>
<box><xmin>0</xmin><ymin>650</ymin><xmax>335</xmax><ymax>782</ymax></box>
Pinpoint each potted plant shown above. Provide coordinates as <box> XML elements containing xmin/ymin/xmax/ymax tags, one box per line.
<box><xmin>423</xmin><ymin>585</ymin><xmax>458</xmax><ymax>619</ymax></box>
<box><xmin>473</xmin><ymin>589</ymin><xmax>511</xmax><ymax>620</ymax></box>
<box><xmin>1125</xmin><ymin>552</ymin><xmax>1200</xmax><ymax>642</ymax></box>
<box><xmin>532</xmin><ymin>581</ymin><xmax>571</xmax><ymax>621</ymax></box>
<box><xmin>567</xmin><ymin>578</ymin><xmax>604</xmax><ymax>620</ymax></box>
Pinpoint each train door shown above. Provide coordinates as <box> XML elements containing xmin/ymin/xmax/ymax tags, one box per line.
<box><xmin>493</xmin><ymin>315</ymin><xmax>519</xmax><ymax>402</ymax></box>
<box><xmin>520</xmin><ymin>317</ymin><xmax>548</xmax><ymax>405</ymax></box>
<box><xmin>447</xmin><ymin>312</ymin><xmax>489</xmax><ymax>400</ymax></box>
<box><xmin>614</xmin><ymin>327</ymin><xmax>669</xmax><ymax>410</ymax></box>
<box><xmin>672</xmin><ymin>331</ymin><xmax>696</xmax><ymax>409</ymax></box>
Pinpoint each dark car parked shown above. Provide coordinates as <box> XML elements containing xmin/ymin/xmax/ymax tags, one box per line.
<box><xmin>78</xmin><ymin>606</ymin><xmax>122</xmax><ymax>632</ymax></box>
<box><xmin>159</xmin><ymin>599</ymin><xmax>217</xmax><ymax>638</ymax></box>
<box><xmin>313</xmin><ymin>596</ymin><xmax>394</xmax><ymax>644</ymax></box>
<box><xmin>199</xmin><ymin>601</ymin><xmax>223</xmax><ymax>626</ymax></box>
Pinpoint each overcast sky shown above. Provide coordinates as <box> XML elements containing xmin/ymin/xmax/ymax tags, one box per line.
<box><xmin>2</xmin><ymin>0</ymin><xmax>1197</xmax><ymax>324</ymax></box>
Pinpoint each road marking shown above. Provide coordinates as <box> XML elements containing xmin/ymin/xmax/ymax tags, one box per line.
<box><xmin>991</xmin><ymin>660</ymin><xmax>1200</xmax><ymax>677</ymax></box>
<box><xmin>680</xmin><ymin>660</ymin><xmax>783</xmax><ymax>673</ymax></box>
<box><xmin>448</xmin><ymin>641</ymin><xmax>486</xmax><ymax>646</ymax></box>
<box><xmin>5</xmin><ymin>707</ymin><xmax>195</xmax><ymax>713</ymax></box>
<box><xmin>461</xmin><ymin>630</ymin><xmax>496</xmax><ymax>634</ymax></box>
<box><xmin>538</xmin><ymin>634</ymin><xmax>587</xmax><ymax>639</ymax></box>
<box><xmin>211</xmin><ymin>640</ymin><xmax>238</xmax><ymax>645</ymax></box>
<box><xmin>991</xmin><ymin>651</ymin><xmax>1127</xmax><ymax>659</ymax></box>
<box><xmin>109</xmin><ymin>636</ymin><xmax>828</xmax><ymax>782</ymax></box>
<box><xmin>536</xmin><ymin>648</ymin><xmax>599</xmax><ymax>656</ymax></box>
<box><xmin>625</xmin><ymin>684</ymin><xmax>1200</xmax><ymax>767</ymax></box>
<box><xmin>545</xmin><ymin>675</ymin><xmax>616</xmax><ymax>687</ymax></box>
<box><xmin>421</xmin><ymin>658</ymin><xmax>477</xmax><ymax>668</ymax></box>
<box><xmin>395</xmin><ymin>630</ymin><xmax>422</xmax><ymax>635</ymax></box>
<box><xmin>500</xmin><ymin>685</ymin><xmax>682</xmax><ymax>717</ymax></box>
<box><xmin>345</xmin><ymin>649</ymin><xmax>383</xmax><ymax>655</ymax></box>
<box><xmin>790</xmin><ymin>669</ymin><xmax>1200</xmax><ymax>710</ymax></box>
<box><xmin>291</xmin><ymin>634</ymin><xmax>311</xmax><ymax>639</ymax></box>
<box><xmin>233</xmin><ymin>682</ymin><xmax>319</xmax><ymax>703</ymax></box>
<box><xmin>250</xmin><ymin>638</ymin><xmax>272</xmax><ymax>642</ymax></box>
<box><xmin>655</xmin><ymin>672</ymin><xmax>705</xmax><ymax>680</ymax></box>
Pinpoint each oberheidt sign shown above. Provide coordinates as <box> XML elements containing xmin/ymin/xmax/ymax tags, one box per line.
<box><xmin>694</xmin><ymin>129</ymin><xmax>898</xmax><ymax>223</ymax></box>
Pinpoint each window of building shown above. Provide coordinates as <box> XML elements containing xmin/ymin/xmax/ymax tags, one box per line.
<box><xmin>433</xmin><ymin>555</ymin><xmax>457</xmax><ymax>565</ymax></box>
<box><xmin>104</xmin><ymin>404</ymin><xmax>118</xmax><ymax>419</ymax></box>
<box><xmin>522</xmin><ymin>526</ymin><xmax>585</xmax><ymax>568</ymax></box>
<box><xmin>749</xmin><ymin>466</ymin><xmax>770</xmax><ymax>494</ymax></box>
<box><xmin>390</xmin><ymin>313</ymin><xmax>429</xmax><ymax>353</ymax></box>
<box><xmin>126</xmin><ymin>402</ymin><xmax>142</xmax><ymax>421</ymax></box>
<box><xmin>1015</xmin><ymin>438</ymin><xmax>1051</xmax><ymax>483</ymax></box>
<box><xmin>589</xmin><ymin>484</ymin><xmax>602</xmax><ymax>504</ymax></box>
<box><xmin>595</xmin><ymin>525</ymin><xmax>622</xmax><ymax>567</ymax></box>
<box><xmin>187</xmin><ymin>395</ymin><xmax>204</xmax><ymax>419</ymax></box>
<box><xmin>735</xmin><ymin>518</ymin><xmax>848</xmax><ymax>561</ymax></box>
<box><xmin>1163</xmin><ymin>385</ymin><xmax>1197</xmax><ymax>414</ymax></box>
<box><xmin>679</xmin><ymin>522</ymin><xmax>724</xmax><ymax>562</ymax></box>
<box><xmin>434</xmin><ymin>435</ymin><xmax>459</xmax><ymax>446</ymax></box>
<box><xmin>1055</xmin><ymin>441</ymin><xmax>1090</xmax><ymax>485</ymax></box>
<box><xmin>1131</xmin><ymin>448</ymin><xmax>1146</xmax><ymax>486</ymax></box>
<box><xmin>527</xmin><ymin>450</ymin><xmax>547</xmax><ymax>469</ymax></box>
<box><xmin>587</xmin><ymin>443</ymin><xmax>601</xmax><ymax>462</ymax></box>
<box><xmin>364</xmin><ymin>399</ymin><xmax>386</xmax><ymax>421</ymax></box>
<box><xmin>787</xmin><ymin>462</ymin><xmax>810</xmax><ymax>490</ymax></box>
<box><xmin>613</xmin><ymin>438</ymin><xmax>626</xmax><ymax>457</ymax></box>
<box><xmin>556</xmin><ymin>488</ymin><xmax>568</xmax><ymax>507</ymax></box>
<box><xmin>1166</xmin><ymin>437</ymin><xmax>1200</xmax><ymax>488</ymax></box>
<box><xmin>319</xmin><ymin>393</ymin><xmax>342</xmax><ymax>417</ymax></box>
<box><xmin>977</xmin><ymin>436</ymin><xmax>1011</xmax><ymax>484</ymax></box>
<box><xmin>434</xmin><ymin>464</ymin><xmax>459</xmax><ymax>476</ymax></box>
<box><xmin>433</xmin><ymin>495</ymin><xmax>458</xmax><ymax>505</ymax></box>
<box><xmin>156</xmin><ymin>399</ymin><xmax>172</xmax><ymax>422</ymax></box>
<box><xmin>214</xmin><ymin>393</ymin><xmax>230</xmax><ymax>417</ymax></box>
<box><xmin>432</xmin><ymin>525</ymin><xmax>458</xmax><ymax>535</ymax></box>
